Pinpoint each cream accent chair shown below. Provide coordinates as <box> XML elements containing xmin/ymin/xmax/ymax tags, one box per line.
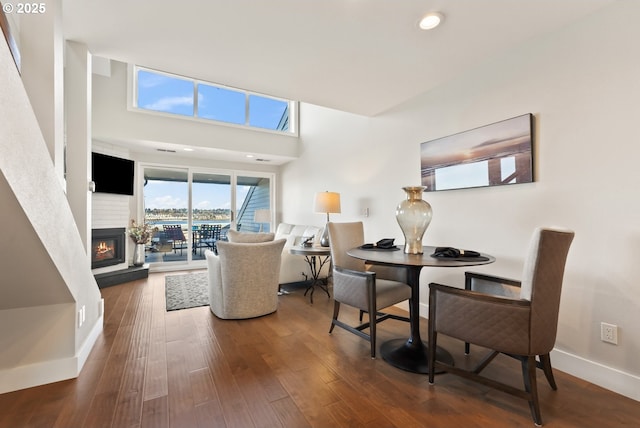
<box><xmin>327</xmin><ymin>222</ymin><xmax>411</xmax><ymax>358</ymax></box>
<box><xmin>205</xmin><ymin>233</ymin><xmax>286</xmax><ymax>319</ymax></box>
<box><xmin>427</xmin><ymin>227</ymin><xmax>574</xmax><ymax>426</ymax></box>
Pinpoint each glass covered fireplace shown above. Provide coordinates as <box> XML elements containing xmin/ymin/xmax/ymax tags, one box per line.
<box><xmin>91</xmin><ymin>228</ymin><xmax>126</xmax><ymax>269</ymax></box>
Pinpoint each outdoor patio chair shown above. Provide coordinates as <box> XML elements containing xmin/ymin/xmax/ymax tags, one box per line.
<box><xmin>198</xmin><ymin>224</ymin><xmax>221</xmax><ymax>255</ymax></box>
<box><xmin>163</xmin><ymin>224</ymin><xmax>187</xmax><ymax>255</ymax></box>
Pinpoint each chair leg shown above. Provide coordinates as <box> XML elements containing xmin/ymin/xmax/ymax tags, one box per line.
<box><xmin>428</xmin><ymin>331</ymin><xmax>437</xmax><ymax>384</ymax></box>
<box><xmin>465</xmin><ymin>342</ymin><xmax>470</xmax><ymax>354</ymax></box>
<box><xmin>539</xmin><ymin>353</ymin><xmax>557</xmax><ymax>390</ymax></box>
<box><xmin>329</xmin><ymin>301</ymin><xmax>340</xmax><ymax>333</ymax></box>
<box><xmin>367</xmin><ymin>281</ymin><xmax>377</xmax><ymax>359</ymax></box>
<box><xmin>370</xmin><ymin>310</ymin><xmax>376</xmax><ymax>359</ymax></box>
<box><xmin>359</xmin><ymin>310</ymin><xmax>365</xmax><ymax>322</ymax></box>
<box><xmin>522</xmin><ymin>356</ymin><xmax>543</xmax><ymax>426</ymax></box>
<box><xmin>428</xmin><ymin>292</ymin><xmax>437</xmax><ymax>384</ymax></box>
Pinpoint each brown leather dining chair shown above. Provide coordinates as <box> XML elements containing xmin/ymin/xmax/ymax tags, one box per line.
<box><xmin>327</xmin><ymin>222</ymin><xmax>411</xmax><ymax>358</ymax></box>
<box><xmin>427</xmin><ymin>227</ymin><xmax>574</xmax><ymax>426</ymax></box>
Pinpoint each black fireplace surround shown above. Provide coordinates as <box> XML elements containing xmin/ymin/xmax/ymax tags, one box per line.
<box><xmin>91</xmin><ymin>228</ymin><xmax>126</xmax><ymax>269</ymax></box>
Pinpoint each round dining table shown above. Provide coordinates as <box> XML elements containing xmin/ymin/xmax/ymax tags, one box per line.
<box><xmin>347</xmin><ymin>245</ymin><xmax>495</xmax><ymax>374</ymax></box>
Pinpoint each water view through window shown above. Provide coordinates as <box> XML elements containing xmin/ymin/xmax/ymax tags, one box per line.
<box><xmin>142</xmin><ymin>167</ymin><xmax>272</xmax><ymax>265</ymax></box>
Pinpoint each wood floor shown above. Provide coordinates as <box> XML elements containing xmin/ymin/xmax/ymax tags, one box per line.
<box><xmin>1</xmin><ymin>271</ymin><xmax>638</xmax><ymax>428</ymax></box>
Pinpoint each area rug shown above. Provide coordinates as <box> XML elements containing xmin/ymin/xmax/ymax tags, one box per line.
<box><xmin>165</xmin><ymin>272</ymin><xmax>209</xmax><ymax>311</ymax></box>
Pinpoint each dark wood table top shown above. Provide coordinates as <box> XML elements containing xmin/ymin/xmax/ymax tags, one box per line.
<box><xmin>347</xmin><ymin>244</ymin><xmax>495</xmax><ymax>374</ymax></box>
<box><xmin>347</xmin><ymin>245</ymin><xmax>495</xmax><ymax>268</ymax></box>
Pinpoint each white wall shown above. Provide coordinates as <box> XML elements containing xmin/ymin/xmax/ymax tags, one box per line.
<box><xmin>65</xmin><ymin>41</ymin><xmax>92</xmax><ymax>251</ymax></box>
<box><xmin>0</xmin><ymin>36</ymin><xmax>103</xmax><ymax>393</ymax></box>
<box><xmin>281</xmin><ymin>0</ymin><xmax>640</xmax><ymax>400</ymax></box>
<box><xmin>18</xmin><ymin>0</ymin><xmax>64</xmax><ymax>183</ymax></box>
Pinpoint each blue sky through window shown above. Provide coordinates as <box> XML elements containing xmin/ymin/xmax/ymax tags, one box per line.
<box><xmin>137</xmin><ymin>70</ymin><xmax>194</xmax><ymax>116</ymax></box>
<box><xmin>136</xmin><ymin>67</ymin><xmax>291</xmax><ymax>131</ymax></box>
<box><xmin>198</xmin><ymin>84</ymin><xmax>245</xmax><ymax>124</ymax></box>
<box><xmin>249</xmin><ymin>95</ymin><xmax>288</xmax><ymax>130</ymax></box>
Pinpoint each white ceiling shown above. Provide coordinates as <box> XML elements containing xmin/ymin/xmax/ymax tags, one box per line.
<box><xmin>62</xmin><ymin>0</ymin><xmax>614</xmax><ymax>118</ymax></box>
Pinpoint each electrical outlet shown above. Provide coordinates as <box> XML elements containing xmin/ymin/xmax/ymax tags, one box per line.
<box><xmin>600</xmin><ymin>322</ymin><xmax>618</xmax><ymax>345</ymax></box>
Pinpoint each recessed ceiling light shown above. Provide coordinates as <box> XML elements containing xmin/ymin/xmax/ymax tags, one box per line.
<box><xmin>246</xmin><ymin>154</ymin><xmax>255</xmax><ymax>158</ymax></box>
<box><xmin>183</xmin><ymin>148</ymin><xmax>194</xmax><ymax>152</ymax></box>
<box><xmin>419</xmin><ymin>12</ymin><xmax>443</xmax><ymax>30</ymax></box>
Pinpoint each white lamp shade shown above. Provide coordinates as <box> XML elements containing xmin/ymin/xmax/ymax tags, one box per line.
<box><xmin>314</xmin><ymin>191</ymin><xmax>341</xmax><ymax>214</ymax></box>
<box><xmin>254</xmin><ymin>209</ymin><xmax>271</xmax><ymax>223</ymax></box>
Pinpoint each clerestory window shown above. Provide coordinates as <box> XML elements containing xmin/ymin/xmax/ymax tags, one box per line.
<box><xmin>132</xmin><ymin>66</ymin><xmax>296</xmax><ymax>134</ymax></box>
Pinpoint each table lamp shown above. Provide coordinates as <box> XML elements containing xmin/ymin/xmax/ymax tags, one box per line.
<box><xmin>253</xmin><ymin>209</ymin><xmax>271</xmax><ymax>232</ymax></box>
<box><xmin>314</xmin><ymin>191</ymin><xmax>341</xmax><ymax>247</ymax></box>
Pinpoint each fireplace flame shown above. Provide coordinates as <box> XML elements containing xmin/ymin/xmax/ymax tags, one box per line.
<box><xmin>96</xmin><ymin>241</ymin><xmax>112</xmax><ymax>254</ymax></box>
<box><xmin>94</xmin><ymin>241</ymin><xmax>115</xmax><ymax>261</ymax></box>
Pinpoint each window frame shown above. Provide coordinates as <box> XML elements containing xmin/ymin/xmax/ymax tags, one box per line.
<box><xmin>129</xmin><ymin>65</ymin><xmax>298</xmax><ymax>136</ymax></box>
<box><xmin>137</xmin><ymin>161</ymin><xmax>277</xmax><ymax>269</ymax></box>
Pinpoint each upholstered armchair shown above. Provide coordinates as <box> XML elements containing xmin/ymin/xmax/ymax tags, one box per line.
<box><xmin>427</xmin><ymin>227</ymin><xmax>574</xmax><ymax>426</ymax></box>
<box><xmin>205</xmin><ymin>237</ymin><xmax>286</xmax><ymax>319</ymax></box>
<box><xmin>327</xmin><ymin>222</ymin><xmax>411</xmax><ymax>358</ymax></box>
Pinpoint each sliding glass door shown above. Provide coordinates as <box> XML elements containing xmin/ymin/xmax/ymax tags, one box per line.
<box><xmin>143</xmin><ymin>167</ymin><xmax>190</xmax><ymax>265</ymax></box>
<box><xmin>192</xmin><ymin>171</ymin><xmax>231</xmax><ymax>257</ymax></box>
<box><xmin>141</xmin><ymin>165</ymin><xmax>274</xmax><ymax>269</ymax></box>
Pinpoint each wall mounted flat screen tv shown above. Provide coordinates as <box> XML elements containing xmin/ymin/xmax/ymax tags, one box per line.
<box><xmin>91</xmin><ymin>152</ymin><xmax>135</xmax><ymax>195</ymax></box>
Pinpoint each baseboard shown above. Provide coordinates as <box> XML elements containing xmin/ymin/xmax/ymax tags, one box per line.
<box><xmin>77</xmin><ymin>313</ymin><xmax>104</xmax><ymax>371</ymax></box>
<box><xmin>398</xmin><ymin>301</ymin><xmax>639</xmax><ymax>402</ymax></box>
<box><xmin>393</xmin><ymin>300</ymin><xmax>423</xmax><ymax>317</ymax></box>
<box><xmin>0</xmin><ymin>314</ymin><xmax>103</xmax><ymax>394</ymax></box>
<box><xmin>551</xmin><ymin>348</ymin><xmax>640</xmax><ymax>402</ymax></box>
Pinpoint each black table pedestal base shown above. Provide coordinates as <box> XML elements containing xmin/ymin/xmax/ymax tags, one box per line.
<box><xmin>380</xmin><ymin>338</ymin><xmax>454</xmax><ymax>374</ymax></box>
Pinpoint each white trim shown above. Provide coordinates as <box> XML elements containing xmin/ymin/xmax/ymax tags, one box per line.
<box><xmin>392</xmin><ymin>300</ymin><xmax>426</xmax><ymax>317</ymax></box>
<box><xmin>550</xmin><ymin>348</ymin><xmax>640</xmax><ymax>402</ymax></box>
<box><xmin>0</xmin><ymin>356</ymin><xmax>77</xmax><ymax>395</ymax></box>
<box><xmin>0</xmin><ymin>315</ymin><xmax>103</xmax><ymax>394</ymax></box>
<box><xmin>77</xmin><ymin>313</ymin><xmax>104</xmax><ymax>372</ymax></box>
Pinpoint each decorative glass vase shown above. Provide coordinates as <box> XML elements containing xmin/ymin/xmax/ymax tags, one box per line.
<box><xmin>133</xmin><ymin>243</ymin><xmax>145</xmax><ymax>266</ymax></box>
<box><xmin>395</xmin><ymin>186</ymin><xmax>432</xmax><ymax>254</ymax></box>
